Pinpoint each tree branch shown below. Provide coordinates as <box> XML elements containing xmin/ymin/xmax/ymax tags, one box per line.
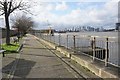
<box><xmin>9</xmin><ymin>0</ymin><xmax>23</xmax><ymax>15</ymax></box>
<box><xmin>0</xmin><ymin>12</ymin><xmax>5</xmax><ymax>16</ymax></box>
<box><xmin>0</xmin><ymin>1</ymin><xmax>4</xmax><ymax>6</ymax></box>
<box><xmin>4</xmin><ymin>1</ymin><xmax>8</xmax><ymax>16</ymax></box>
<box><xmin>8</xmin><ymin>0</ymin><xmax>13</xmax><ymax>14</ymax></box>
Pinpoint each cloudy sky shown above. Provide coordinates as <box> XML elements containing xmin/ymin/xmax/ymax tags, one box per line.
<box><xmin>0</xmin><ymin>0</ymin><xmax>119</xmax><ymax>29</ymax></box>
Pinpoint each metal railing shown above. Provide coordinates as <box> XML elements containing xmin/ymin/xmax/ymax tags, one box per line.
<box><xmin>33</xmin><ymin>32</ymin><xmax>119</xmax><ymax>68</ymax></box>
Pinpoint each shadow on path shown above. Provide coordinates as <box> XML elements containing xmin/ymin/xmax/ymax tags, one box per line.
<box><xmin>2</xmin><ymin>59</ymin><xmax>36</xmax><ymax>78</ymax></box>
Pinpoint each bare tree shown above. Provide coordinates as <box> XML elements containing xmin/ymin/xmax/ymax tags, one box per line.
<box><xmin>12</xmin><ymin>15</ymin><xmax>34</xmax><ymax>36</ymax></box>
<box><xmin>0</xmin><ymin>0</ymin><xmax>29</xmax><ymax>45</ymax></box>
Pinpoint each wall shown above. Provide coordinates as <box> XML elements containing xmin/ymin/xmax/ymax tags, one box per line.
<box><xmin>1</xmin><ymin>28</ymin><xmax>17</xmax><ymax>38</ymax></box>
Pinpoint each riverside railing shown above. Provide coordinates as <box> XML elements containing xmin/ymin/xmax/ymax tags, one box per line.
<box><xmin>34</xmin><ymin>32</ymin><xmax>119</xmax><ymax>68</ymax></box>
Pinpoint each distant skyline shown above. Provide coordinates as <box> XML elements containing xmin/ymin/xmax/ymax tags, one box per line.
<box><xmin>0</xmin><ymin>0</ymin><xmax>119</xmax><ymax>30</ymax></box>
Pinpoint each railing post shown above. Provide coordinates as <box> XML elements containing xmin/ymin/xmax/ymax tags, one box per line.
<box><xmin>35</xmin><ymin>32</ymin><xmax>36</xmax><ymax>36</ymax></box>
<box><xmin>46</xmin><ymin>34</ymin><xmax>48</xmax><ymax>41</ymax></box>
<box><xmin>105</xmin><ymin>37</ymin><xmax>109</xmax><ymax>67</ymax></box>
<box><xmin>46</xmin><ymin>34</ymin><xmax>47</xmax><ymax>40</ymax></box>
<box><xmin>66</xmin><ymin>35</ymin><xmax>68</xmax><ymax>49</ymax></box>
<box><xmin>58</xmin><ymin>34</ymin><xmax>61</xmax><ymax>46</ymax></box>
<box><xmin>53</xmin><ymin>35</ymin><xmax>55</xmax><ymax>44</ymax></box>
<box><xmin>50</xmin><ymin>35</ymin><xmax>51</xmax><ymax>42</ymax></box>
<box><xmin>39</xmin><ymin>32</ymin><xmax>41</xmax><ymax>38</ymax></box>
<box><xmin>43</xmin><ymin>34</ymin><xmax>45</xmax><ymax>40</ymax></box>
<box><xmin>44</xmin><ymin>34</ymin><xmax>45</xmax><ymax>40</ymax></box>
<box><xmin>73</xmin><ymin>35</ymin><xmax>76</xmax><ymax>52</ymax></box>
<box><xmin>92</xmin><ymin>37</ymin><xmax>96</xmax><ymax>61</ymax></box>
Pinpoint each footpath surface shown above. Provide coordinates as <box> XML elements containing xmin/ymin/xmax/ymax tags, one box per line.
<box><xmin>2</xmin><ymin>34</ymin><xmax>78</xmax><ymax>78</ymax></box>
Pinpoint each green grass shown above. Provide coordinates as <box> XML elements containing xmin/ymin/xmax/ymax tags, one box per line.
<box><xmin>1</xmin><ymin>43</ymin><xmax>20</xmax><ymax>53</ymax></box>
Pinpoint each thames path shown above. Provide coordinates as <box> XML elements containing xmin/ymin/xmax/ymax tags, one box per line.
<box><xmin>2</xmin><ymin>34</ymin><xmax>98</xmax><ymax>79</ymax></box>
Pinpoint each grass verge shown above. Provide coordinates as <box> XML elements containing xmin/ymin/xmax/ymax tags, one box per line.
<box><xmin>2</xmin><ymin>43</ymin><xmax>20</xmax><ymax>53</ymax></box>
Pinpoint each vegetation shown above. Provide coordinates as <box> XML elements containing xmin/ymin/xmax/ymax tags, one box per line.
<box><xmin>0</xmin><ymin>0</ymin><xmax>29</xmax><ymax>45</ymax></box>
<box><xmin>12</xmin><ymin>15</ymin><xmax>34</xmax><ymax>36</ymax></box>
<box><xmin>2</xmin><ymin>43</ymin><xmax>20</xmax><ymax>53</ymax></box>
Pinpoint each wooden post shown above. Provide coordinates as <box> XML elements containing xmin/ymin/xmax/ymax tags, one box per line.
<box><xmin>105</xmin><ymin>37</ymin><xmax>109</xmax><ymax>67</ymax></box>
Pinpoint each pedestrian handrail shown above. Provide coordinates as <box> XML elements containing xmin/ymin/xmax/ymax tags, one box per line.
<box><xmin>33</xmin><ymin>32</ymin><xmax>119</xmax><ymax>68</ymax></box>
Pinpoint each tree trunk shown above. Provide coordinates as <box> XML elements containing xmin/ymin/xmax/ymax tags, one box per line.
<box><xmin>5</xmin><ymin>14</ymin><xmax>10</xmax><ymax>45</ymax></box>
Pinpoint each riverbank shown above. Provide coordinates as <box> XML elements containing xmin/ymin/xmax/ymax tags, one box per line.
<box><xmin>35</xmin><ymin>34</ymin><xmax>119</xmax><ymax>78</ymax></box>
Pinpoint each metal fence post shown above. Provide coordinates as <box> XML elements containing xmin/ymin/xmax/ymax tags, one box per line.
<box><xmin>46</xmin><ymin>34</ymin><xmax>47</xmax><ymax>40</ymax></box>
<box><xmin>66</xmin><ymin>35</ymin><xmax>68</xmax><ymax>49</ymax></box>
<box><xmin>35</xmin><ymin>31</ymin><xmax>37</xmax><ymax>36</ymax></box>
<box><xmin>92</xmin><ymin>37</ymin><xmax>96</xmax><ymax>61</ymax></box>
<box><xmin>39</xmin><ymin>32</ymin><xmax>41</xmax><ymax>38</ymax></box>
<box><xmin>46</xmin><ymin>34</ymin><xmax>48</xmax><ymax>41</ymax></box>
<box><xmin>105</xmin><ymin>37</ymin><xmax>109</xmax><ymax>67</ymax></box>
<box><xmin>73</xmin><ymin>35</ymin><xmax>76</xmax><ymax>53</ymax></box>
<box><xmin>40</xmin><ymin>33</ymin><xmax>42</xmax><ymax>39</ymax></box>
<box><xmin>43</xmin><ymin>34</ymin><xmax>45</xmax><ymax>40</ymax></box>
<box><xmin>43</xmin><ymin>34</ymin><xmax>44</xmax><ymax>40</ymax></box>
<box><xmin>59</xmin><ymin>34</ymin><xmax>61</xmax><ymax>46</ymax></box>
<box><xmin>50</xmin><ymin>35</ymin><xmax>51</xmax><ymax>42</ymax></box>
<box><xmin>53</xmin><ymin>35</ymin><xmax>55</xmax><ymax>44</ymax></box>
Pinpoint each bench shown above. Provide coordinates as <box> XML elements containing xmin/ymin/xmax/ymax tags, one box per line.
<box><xmin>0</xmin><ymin>50</ymin><xmax>6</xmax><ymax>57</ymax></box>
<box><xmin>13</xmin><ymin>38</ymin><xmax>18</xmax><ymax>43</ymax></box>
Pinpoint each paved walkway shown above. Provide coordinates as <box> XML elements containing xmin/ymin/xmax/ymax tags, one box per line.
<box><xmin>2</xmin><ymin>34</ymin><xmax>99</xmax><ymax>79</ymax></box>
<box><xmin>2</xmin><ymin>34</ymin><xmax>77</xmax><ymax>78</ymax></box>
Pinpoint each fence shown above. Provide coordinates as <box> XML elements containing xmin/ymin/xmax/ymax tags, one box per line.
<box><xmin>33</xmin><ymin>32</ymin><xmax>119</xmax><ymax>68</ymax></box>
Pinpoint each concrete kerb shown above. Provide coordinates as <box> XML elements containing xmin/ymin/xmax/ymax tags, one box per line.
<box><xmin>17</xmin><ymin>36</ymin><xmax>27</xmax><ymax>53</ymax></box>
<box><xmin>34</xmin><ymin>35</ymin><xmax>119</xmax><ymax>78</ymax></box>
<box><xmin>17</xmin><ymin>44</ymin><xmax>23</xmax><ymax>52</ymax></box>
